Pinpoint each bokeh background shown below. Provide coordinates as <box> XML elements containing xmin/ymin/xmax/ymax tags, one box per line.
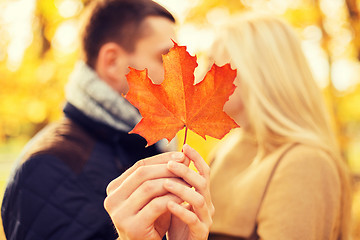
<box><xmin>1</xmin><ymin>0</ymin><xmax>360</xmax><ymax>239</ymax></box>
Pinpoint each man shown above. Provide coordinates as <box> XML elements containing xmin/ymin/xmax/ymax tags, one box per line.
<box><xmin>1</xmin><ymin>0</ymin><xmax>177</xmax><ymax>239</ymax></box>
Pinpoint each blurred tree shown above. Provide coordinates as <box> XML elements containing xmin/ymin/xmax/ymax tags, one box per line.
<box><xmin>0</xmin><ymin>0</ymin><xmax>82</xmax><ymax>144</ymax></box>
<box><xmin>185</xmin><ymin>0</ymin><xmax>245</xmax><ymax>24</ymax></box>
<box><xmin>345</xmin><ymin>0</ymin><xmax>360</xmax><ymax>61</ymax></box>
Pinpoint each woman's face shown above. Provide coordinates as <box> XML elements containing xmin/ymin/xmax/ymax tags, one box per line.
<box><xmin>224</xmin><ymin>78</ymin><xmax>248</xmax><ymax>127</ymax></box>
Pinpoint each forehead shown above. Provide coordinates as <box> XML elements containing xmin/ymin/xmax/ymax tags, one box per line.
<box><xmin>135</xmin><ymin>16</ymin><xmax>176</xmax><ymax>52</ymax></box>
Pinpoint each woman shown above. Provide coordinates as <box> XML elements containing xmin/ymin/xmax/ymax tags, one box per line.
<box><xmin>208</xmin><ymin>13</ymin><xmax>352</xmax><ymax>240</ymax></box>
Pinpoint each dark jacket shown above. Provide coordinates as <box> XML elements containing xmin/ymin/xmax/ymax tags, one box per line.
<box><xmin>1</xmin><ymin>102</ymin><xmax>162</xmax><ymax>240</ymax></box>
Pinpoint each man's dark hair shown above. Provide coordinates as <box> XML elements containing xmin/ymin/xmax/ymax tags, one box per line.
<box><xmin>82</xmin><ymin>0</ymin><xmax>175</xmax><ymax>68</ymax></box>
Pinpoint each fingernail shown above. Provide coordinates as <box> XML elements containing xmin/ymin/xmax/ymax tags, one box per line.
<box><xmin>168</xmin><ymin>160</ymin><xmax>177</xmax><ymax>169</ymax></box>
<box><xmin>171</xmin><ymin>152</ymin><xmax>184</xmax><ymax>161</ymax></box>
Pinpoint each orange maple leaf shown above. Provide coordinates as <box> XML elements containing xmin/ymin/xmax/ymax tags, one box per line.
<box><xmin>125</xmin><ymin>42</ymin><xmax>239</xmax><ymax>146</ymax></box>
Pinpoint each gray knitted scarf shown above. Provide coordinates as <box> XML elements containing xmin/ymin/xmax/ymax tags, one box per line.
<box><xmin>65</xmin><ymin>61</ymin><xmax>176</xmax><ymax>151</ymax></box>
<box><xmin>65</xmin><ymin>61</ymin><xmax>141</xmax><ymax>132</ymax></box>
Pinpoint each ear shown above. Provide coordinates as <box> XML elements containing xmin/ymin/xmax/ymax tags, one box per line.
<box><xmin>95</xmin><ymin>42</ymin><xmax>129</xmax><ymax>94</ymax></box>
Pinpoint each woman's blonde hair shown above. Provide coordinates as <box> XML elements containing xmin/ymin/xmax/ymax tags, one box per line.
<box><xmin>211</xmin><ymin>13</ymin><xmax>352</xmax><ymax>239</ymax></box>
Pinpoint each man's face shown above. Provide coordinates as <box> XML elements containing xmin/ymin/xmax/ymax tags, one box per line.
<box><xmin>125</xmin><ymin>16</ymin><xmax>176</xmax><ymax>93</ymax></box>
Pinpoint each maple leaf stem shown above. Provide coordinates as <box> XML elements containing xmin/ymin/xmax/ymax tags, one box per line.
<box><xmin>183</xmin><ymin>126</ymin><xmax>188</xmax><ymax>146</ymax></box>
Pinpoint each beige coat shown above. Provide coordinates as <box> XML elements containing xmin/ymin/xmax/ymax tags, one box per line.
<box><xmin>209</xmin><ymin>130</ymin><xmax>341</xmax><ymax>240</ymax></box>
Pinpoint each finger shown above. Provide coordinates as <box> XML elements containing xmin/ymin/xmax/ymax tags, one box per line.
<box><xmin>182</xmin><ymin>155</ymin><xmax>191</xmax><ymax>167</ymax></box>
<box><xmin>108</xmin><ymin>164</ymin><xmax>176</xmax><ymax>202</ymax></box>
<box><xmin>125</xmin><ymin>178</ymin><xmax>190</xmax><ymax>214</ymax></box>
<box><xmin>137</xmin><ymin>193</ymin><xmax>183</xmax><ymax>227</ymax></box>
<box><xmin>104</xmin><ymin>179</ymin><xmax>189</xmax><ymax>235</ymax></box>
<box><xmin>163</xmin><ymin>179</ymin><xmax>211</xmax><ymax>223</ymax></box>
<box><xmin>182</xmin><ymin>144</ymin><xmax>210</xmax><ymax>180</ymax></box>
<box><xmin>167</xmin><ymin>159</ymin><xmax>213</xmax><ymax>212</ymax></box>
<box><xmin>107</xmin><ymin>151</ymin><xmax>185</xmax><ymax>195</ymax></box>
<box><xmin>167</xmin><ymin>160</ymin><xmax>207</xmax><ymax>196</ymax></box>
<box><xmin>167</xmin><ymin>201</ymin><xmax>209</xmax><ymax>239</ymax></box>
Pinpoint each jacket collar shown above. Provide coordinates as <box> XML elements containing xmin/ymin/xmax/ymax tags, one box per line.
<box><xmin>63</xmin><ymin>102</ymin><xmax>152</xmax><ymax>148</ymax></box>
<box><xmin>63</xmin><ymin>102</ymin><xmax>164</xmax><ymax>168</ymax></box>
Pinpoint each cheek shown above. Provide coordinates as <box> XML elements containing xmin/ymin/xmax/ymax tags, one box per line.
<box><xmin>147</xmin><ymin>62</ymin><xmax>164</xmax><ymax>84</ymax></box>
<box><xmin>223</xmin><ymin>87</ymin><xmax>244</xmax><ymax>121</ymax></box>
<box><xmin>129</xmin><ymin>54</ymin><xmax>164</xmax><ymax>84</ymax></box>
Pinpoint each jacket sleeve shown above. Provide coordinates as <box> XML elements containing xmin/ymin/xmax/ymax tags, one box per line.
<box><xmin>256</xmin><ymin>147</ymin><xmax>341</xmax><ymax>240</ymax></box>
<box><xmin>1</xmin><ymin>154</ymin><xmax>117</xmax><ymax>240</ymax></box>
